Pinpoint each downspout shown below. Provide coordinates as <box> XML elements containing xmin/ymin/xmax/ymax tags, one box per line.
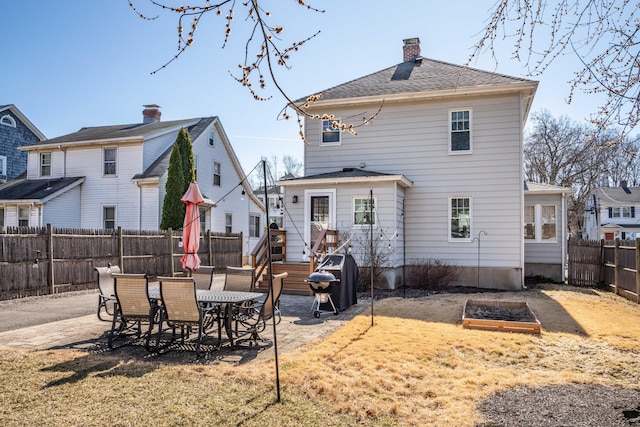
<box><xmin>58</xmin><ymin>145</ymin><xmax>66</xmax><ymax>177</ymax></box>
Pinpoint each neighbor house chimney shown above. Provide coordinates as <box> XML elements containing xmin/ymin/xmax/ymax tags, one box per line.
<box><xmin>142</xmin><ymin>104</ymin><xmax>161</xmax><ymax>123</ymax></box>
<box><xmin>403</xmin><ymin>37</ymin><xmax>421</xmax><ymax>62</ymax></box>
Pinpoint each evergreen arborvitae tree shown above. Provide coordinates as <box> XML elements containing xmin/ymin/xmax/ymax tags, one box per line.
<box><xmin>160</xmin><ymin>141</ymin><xmax>186</xmax><ymax>230</ymax></box>
<box><xmin>177</xmin><ymin>127</ymin><xmax>196</xmax><ymax>187</ymax></box>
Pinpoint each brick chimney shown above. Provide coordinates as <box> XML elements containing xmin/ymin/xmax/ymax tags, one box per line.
<box><xmin>403</xmin><ymin>37</ymin><xmax>421</xmax><ymax>62</ymax></box>
<box><xmin>142</xmin><ymin>104</ymin><xmax>161</xmax><ymax>124</ymax></box>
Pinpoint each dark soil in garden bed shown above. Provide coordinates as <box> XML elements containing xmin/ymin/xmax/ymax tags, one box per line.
<box><xmin>359</xmin><ymin>285</ymin><xmax>506</xmax><ymax>301</ymax></box>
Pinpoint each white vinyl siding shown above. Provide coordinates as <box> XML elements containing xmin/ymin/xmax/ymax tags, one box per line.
<box><xmin>303</xmin><ymin>94</ymin><xmax>523</xmax><ymax>271</ymax></box>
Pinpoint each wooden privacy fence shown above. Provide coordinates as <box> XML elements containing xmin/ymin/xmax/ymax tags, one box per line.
<box><xmin>568</xmin><ymin>237</ymin><xmax>640</xmax><ymax>303</ymax></box>
<box><xmin>0</xmin><ymin>225</ymin><xmax>242</xmax><ymax>300</ymax></box>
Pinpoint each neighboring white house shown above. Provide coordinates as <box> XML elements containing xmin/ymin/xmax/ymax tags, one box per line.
<box><xmin>585</xmin><ymin>181</ymin><xmax>640</xmax><ymax>241</ymax></box>
<box><xmin>279</xmin><ymin>38</ymin><xmax>543</xmax><ymax>290</ymax></box>
<box><xmin>0</xmin><ymin>105</ymin><xmax>265</xmax><ymax>257</ymax></box>
<box><xmin>524</xmin><ymin>182</ymin><xmax>575</xmax><ymax>282</ymax></box>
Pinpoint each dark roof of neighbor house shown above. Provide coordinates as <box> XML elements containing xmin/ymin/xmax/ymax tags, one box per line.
<box><xmin>297</xmin><ymin>57</ymin><xmax>537</xmax><ymax>103</ymax></box>
<box><xmin>593</xmin><ymin>186</ymin><xmax>640</xmax><ymax>204</ymax></box>
<box><xmin>284</xmin><ymin>168</ymin><xmax>397</xmax><ymax>181</ymax></box>
<box><xmin>132</xmin><ymin>117</ymin><xmax>217</xmax><ymax>180</ymax></box>
<box><xmin>26</xmin><ymin>116</ymin><xmax>216</xmax><ymax>147</ymax></box>
<box><xmin>0</xmin><ymin>177</ymin><xmax>84</xmax><ymax>202</ymax></box>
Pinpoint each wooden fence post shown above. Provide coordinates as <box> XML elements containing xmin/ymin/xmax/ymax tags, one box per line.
<box><xmin>614</xmin><ymin>238</ymin><xmax>620</xmax><ymax>296</ymax></box>
<box><xmin>117</xmin><ymin>226</ymin><xmax>124</xmax><ymax>271</ymax></box>
<box><xmin>47</xmin><ymin>223</ymin><xmax>54</xmax><ymax>294</ymax></box>
<box><xmin>206</xmin><ymin>230</ymin><xmax>213</xmax><ymax>266</ymax></box>
<box><xmin>636</xmin><ymin>238</ymin><xmax>640</xmax><ymax>303</ymax></box>
<box><xmin>167</xmin><ymin>228</ymin><xmax>174</xmax><ymax>276</ymax></box>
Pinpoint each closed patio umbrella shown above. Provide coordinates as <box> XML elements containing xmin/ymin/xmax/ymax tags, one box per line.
<box><xmin>180</xmin><ymin>181</ymin><xmax>204</xmax><ymax>272</ymax></box>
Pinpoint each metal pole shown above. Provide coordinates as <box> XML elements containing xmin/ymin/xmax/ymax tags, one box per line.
<box><xmin>370</xmin><ymin>188</ymin><xmax>374</xmax><ymax>326</ymax></box>
<box><xmin>263</xmin><ymin>159</ymin><xmax>281</xmax><ymax>402</ymax></box>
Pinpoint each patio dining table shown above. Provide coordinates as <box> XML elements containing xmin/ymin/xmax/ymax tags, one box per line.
<box><xmin>148</xmin><ymin>287</ymin><xmax>259</xmax><ymax>348</ymax></box>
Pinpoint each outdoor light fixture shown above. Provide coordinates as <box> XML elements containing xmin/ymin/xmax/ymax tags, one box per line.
<box><xmin>241</xmin><ymin>190</ymin><xmax>246</xmax><ymax>200</ymax></box>
<box><xmin>106</xmin><ymin>262</ymin><xmax>112</xmax><ymax>273</ymax></box>
<box><xmin>178</xmin><ymin>236</ymin><xmax>184</xmax><ymax>248</ymax></box>
<box><xmin>32</xmin><ymin>250</ymin><xmax>41</xmax><ymax>269</ymax></box>
<box><xmin>292</xmin><ymin>195</ymin><xmax>298</xmax><ymax>203</ymax></box>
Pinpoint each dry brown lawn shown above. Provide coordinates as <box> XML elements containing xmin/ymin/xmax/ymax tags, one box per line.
<box><xmin>1</xmin><ymin>284</ymin><xmax>640</xmax><ymax>426</ymax></box>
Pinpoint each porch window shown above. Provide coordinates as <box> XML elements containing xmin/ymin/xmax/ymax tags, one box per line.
<box><xmin>449</xmin><ymin>109</ymin><xmax>472</xmax><ymax>153</ymax></box>
<box><xmin>524</xmin><ymin>206</ymin><xmax>535</xmax><ymax>239</ymax></box>
<box><xmin>40</xmin><ymin>152</ymin><xmax>51</xmax><ymax>177</ymax></box>
<box><xmin>225</xmin><ymin>213</ymin><xmax>232</xmax><ymax>233</ymax></box>
<box><xmin>18</xmin><ymin>206</ymin><xmax>29</xmax><ymax>227</ymax></box>
<box><xmin>103</xmin><ymin>206</ymin><xmax>116</xmax><ymax>229</ymax></box>
<box><xmin>449</xmin><ymin>197</ymin><xmax>471</xmax><ymax>240</ymax></box>
<box><xmin>321</xmin><ymin>120</ymin><xmax>341</xmax><ymax>145</ymax></box>
<box><xmin>353</xmin><ymin>197</ymin><xmax>376</xmax><ymax>226</ymax></box>
<box><xmin>213</xmin><ymin>161</ymin><xmax>221</xmax><ymax>186</ymax></box>
<box><xmin>249</xmin><ymin>214</ymin><xmax>260</xmax><ymax>238</ymax></box>
<box><xmin>524</xmin><ymin>204</ymin><xmax>557</xmax><ymax>242</ymax></box>
<box><xmin>103</xmin><ymin>148</ymin><xmax>117</xmax><ymax>176</ymax></box>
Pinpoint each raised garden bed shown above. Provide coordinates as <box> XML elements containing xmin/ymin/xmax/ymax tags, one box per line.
<box><xmin>462</xmin><ymin>299</ymin><xmax>541</xmax><ymax>334</ymax></box>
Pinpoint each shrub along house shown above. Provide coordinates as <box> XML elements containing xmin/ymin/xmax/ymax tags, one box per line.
<box><xmin>0</xmin><ymin>105</ymin><xmax>264</xmax><ymax>258</ymax></box>
<box><xmin>253</xmin><ymin>38</ymin><xmax>571</xmax><ymax>292</ymax></box>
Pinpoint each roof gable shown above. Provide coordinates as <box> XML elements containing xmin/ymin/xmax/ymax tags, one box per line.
<box><xmin>0</xmin><ymin>104</ymin><xmax>46</xmax><ymax>140</ymax></box>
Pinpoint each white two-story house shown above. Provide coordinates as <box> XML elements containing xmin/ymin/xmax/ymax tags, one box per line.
<box><xmin>585</xmin><ymin>181</ymin><xmax>640</xmax><ymax>241</ymax></box>
<box><xmin>277</xmin><ymin>38</ymin><xmax>550</xmax><ymax>290</ymax></box>
<box><xmin>0</xmin><ymin>105</ymin><xmax>264</xmax><ymax>257</ymax></box>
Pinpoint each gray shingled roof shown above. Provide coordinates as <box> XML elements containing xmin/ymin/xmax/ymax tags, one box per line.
<box><xmin>284</xmin><ymin>168</ymin><xmax>396</xmax><ymax>181</ymax></box>
<box><xmin>593</xmin><ymin>186</ymin><xmax>640</xmax><ymax>204</ymax></box>
<box><xmin>0</xmin><ymin>177</ymin><xmax>84</xmax><ymax>202</ymax></box>
<box><xmin>28</xmin><ymin>117</ymin><xmax>213</xmax><ymax>147</ymax></box>
<box><xmin>297</xmin><ymin>57</ymin><xmax>536</xmax><ymax>102</ymax></box>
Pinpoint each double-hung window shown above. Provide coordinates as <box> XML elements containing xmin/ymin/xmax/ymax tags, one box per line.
<box><xmin>321</xmin><ymin>120</ymin><xmax>341</xmax><ymax>145</ymax></box>
<box><xmin>225</xmin><ymin>213</ymin><xmax>232</xmax><ymax>233</ymax></box>
<box><xmin>249</xmin><ymin>214</ymin><xmax>261</xmax><ymax>238</ymax></box>
<box><xmin>103</xmin><ymin>148</ymin><xmax>117</xmax><ymax>176</ymax></box>
<box><xmin>103</xmin><ymin>206</ymin><xmax>116</xmax><ymax>229</ymax></box>
<box><xmin>353</xmin><ymin>197</ymin><xmax>376</xmax><ymax>226</ymax></box>
<box><xmin>449</xmin><ymin>109</ymin><xmax>471</xmax><ymax>153</ymax></box>
<box><xmin>18</xmin><ymin>206</ymin><xmax>29</xmax><ymax>227</ymax></box>
<box><xmin>449</xmin><ymin>197</ymin><xmax>471</xmax><ymax>240</ymax></box>
<box><xmin>524</xmin><ymin>205</ymin><xmax>557</xmax><ymax>242</ymax></box>
<box><xmin>213</xmin><ymin>161</ymin><xmax>221</xmax><ymax>186</ymax></box>
<box><xmin>0</xmin><ymin>155</ymin><xmax>6</xmax><ymax>180</ymax></box>
<box><xmin>609</xmin><ymin>206</ymin><xmax>635</xmax><ymax>218</ymax></box>
<box><xmin>40</xmin><ymin>152</ymin><xmax>51</xmax><ymax>177</ymax></box>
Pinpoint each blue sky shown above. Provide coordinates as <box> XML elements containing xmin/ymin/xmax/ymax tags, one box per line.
<box><xmin>2</xmin><ymin>1</ymin><xmax>605</xmax><ymax>173</ymax></box>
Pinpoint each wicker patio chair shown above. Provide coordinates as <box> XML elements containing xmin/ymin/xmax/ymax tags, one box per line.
<box><xmin>108</xmin><ymin>273</ymin><xmax>158</xmax><ymax>351</ymax></box>
<box><xmin>234</xmin><ymin>272</ymin><xmax>287</xmax><ymax>348</ymax></box>
<box><xmin>94</xmin><ymin>264</ymin><xmax>121</xmax><ymax>321</ymax></box>
<box><xmin>188</xmin><ymin>265</ymin><xmax>216</xmax><ymax>290</ymax></box>
<box><xmin>156</xmin><ymin>277</ymin><xmax>220</xmax><ymax>356</ymax></box>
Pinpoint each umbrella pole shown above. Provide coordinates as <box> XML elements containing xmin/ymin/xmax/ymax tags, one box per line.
<box><xmin>263</xmin><ymin>159</ymin><xmax>281</xmax><ymax>402</ymax></box>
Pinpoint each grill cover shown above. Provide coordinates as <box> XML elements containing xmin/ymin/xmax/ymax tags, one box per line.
<box><xmin>315</xmin><ymin>254</ymin><xmax>358</xmax><ymax>311</ymax></box>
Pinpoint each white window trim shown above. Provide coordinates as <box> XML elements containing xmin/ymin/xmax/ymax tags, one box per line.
<box><xmin>320</xmin><ymin>119</ymin><xmax>342</xmax><ymax>146</ymax></box>
<box><xmin>103</xmin><ymin>205</ymin><xmax>116</xmax><ymax>229</ymax></box>
<box><xmin>0</xmin><ymin>115</ymin><xmax>16</xmax><ymax>127</ymax></box>
<box><xmin>208</xmin><ymin>129</ymin><xmax>216</xmax><ymax>147</ymax></box>
<box><xmin>103</xmin><ymin>147</ymin><xmax>117</xmax><ymax>177</ymax></box>
<box><xmin>0</xmin><ymin>155</ymin><xmax>7</xmax><ymax>177</ymax></box>
<box><xmin>524</xmin><ymin>204</ymin><xmax>558</xmax><ymax>243</ymax></box>
<box><xmin>225</xmin><ymin>212</ymin><xmax>233</xmax><ymax>233</ymax></box>
<box><xmin>18</xmin><ymin>205</ymin><xmax>30</xmax><ymax>227</ymax></box>
<box><xmin>448</xmin><ymin>108</ymin><xmax>473</xmax><ymax>155</ymax></box>
<box><xmin>448</xmin><ymin>196</ymin><xmax>472</xmax><ymax>242</ymax></box>
<box><xmin>352</xmin><ymin>196</ymin><xmax>377</xmax><ymax>228</ymax></box>
<box><xmin>40</xmin><ymin>152</ymin><xmax>52</xmax><ymax>177</ymax></box>
<box><xmin>249</xmin><ymin>213</ymin><xmax>261</xmax><ymax>238</ymax></box>
<box><xmin>213</xmin><ymin>161</ymin><xmax>221</xmax><ymax>186</ymax></box>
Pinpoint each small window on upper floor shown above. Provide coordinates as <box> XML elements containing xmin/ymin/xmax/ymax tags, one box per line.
<box><xmin>321</xmin><ymin>120</ymin><xmax>341</xmax><ymax>145</ymax></box>
<box><xmin>449</xmin><ymin>109</ymin><xmax>472</xmax><ymax>153</ymax></box>
<box><xmin>213</xmin><ymin>161</ymin><xmax>221</xmax><ymax>186</ymax></box>
<box><xmin>40</xmin><ymin>152</ymin><xmax>51</xmax><ymax>177</ymax></box>
<box><xmin>0</xmin><ymin>115</ymin><xmax>16</xmax><ymax>128</ymax></box>
<box><xmin>208</xmin><ymin>130</ymin><xmax>215</xmax><ymax>147</ymax></box>
<box><xmin>103</xmin><ymin>148</ymin><xmax>117</xmax><ymax>176</ymax></box>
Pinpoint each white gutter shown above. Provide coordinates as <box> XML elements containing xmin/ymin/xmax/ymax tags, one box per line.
<box><xmin>18</xmin><ymin>137</ymin><xmax>144</xmax><ymax>151</ymax></box>
<box><xmin>279</xmin><ymin>174</ymin><xmax>413</xmax><ymax>188</ymax></box>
